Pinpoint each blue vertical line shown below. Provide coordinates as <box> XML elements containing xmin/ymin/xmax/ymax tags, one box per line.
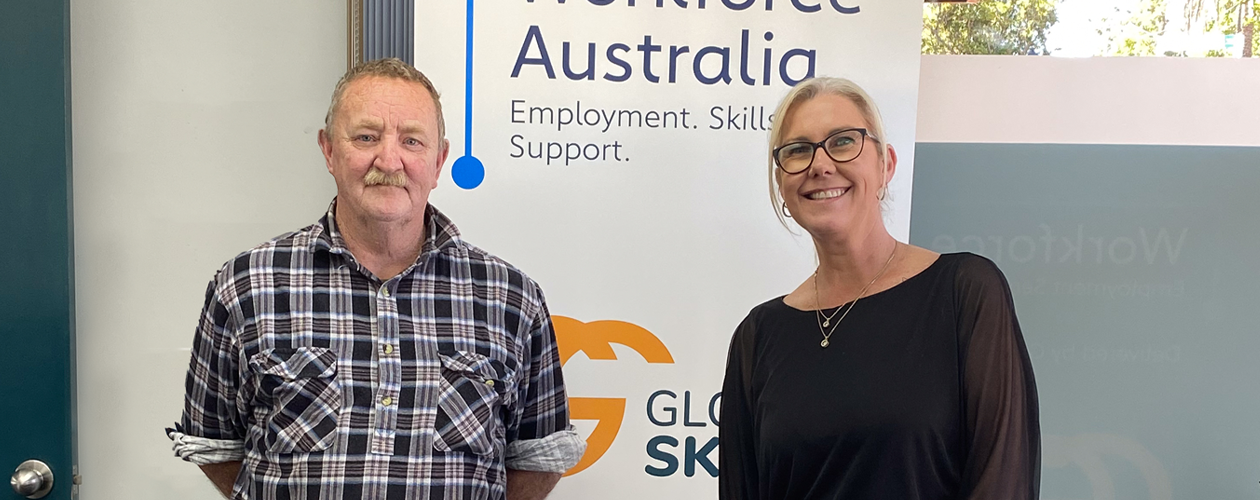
<box><xmin>464</xmin><ymin>0</ymin><xmax>474</xmax><ymax>156</ymax></box>
<box><xmin>449</xmin><ymin>0</ymin><xmax>483</xmax><ymax>189</ymax></box>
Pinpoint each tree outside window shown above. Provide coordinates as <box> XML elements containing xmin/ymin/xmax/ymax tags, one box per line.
<box><xmin>923</xmin><ymin>0</ymin><xmax>1256</xmax><ymax>56</ymax></box>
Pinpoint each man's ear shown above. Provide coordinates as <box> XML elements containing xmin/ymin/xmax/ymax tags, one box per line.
<box><xmin>318</xmin><ymin>128</ymin><xmax>335</xmax><ymax>175</ymax></box>
<box><xmin>434</xmin><ymin>138</ymin><xmax>451</xmax><ymax>182</ymax></box>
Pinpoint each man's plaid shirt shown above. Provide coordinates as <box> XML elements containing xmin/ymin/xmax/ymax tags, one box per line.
<box><xmin>174</xmin><ymin>201</ymin><xmax>582</xmax><ymax>499</ymax></box>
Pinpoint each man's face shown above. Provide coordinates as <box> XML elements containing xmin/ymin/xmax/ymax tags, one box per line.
<box><xmin>319</xmin><ymin>76</ymin><xmax>449</xmax><ymax>226</ymax></box>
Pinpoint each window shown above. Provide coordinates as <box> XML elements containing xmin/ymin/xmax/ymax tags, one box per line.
<box><xmin>923</xmin><ymin>0</ymin><xmax>1258</xmax><ymax>56</ymax></box>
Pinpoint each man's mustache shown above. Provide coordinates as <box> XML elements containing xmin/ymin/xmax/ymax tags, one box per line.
<box><xmin>363</xmin><ymin>167</ymin><xmax>407</xmax><ymax>187</ymax></box>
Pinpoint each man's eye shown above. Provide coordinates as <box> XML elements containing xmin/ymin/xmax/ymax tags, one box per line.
<box><xmin>355</xmin><ymin>134</ymin><xmax>376</xmax><ymax>142</ymax></box>
<box><xmin>403</xmin><ymin>138</ymin><xmax>421</xmax><ymax>147</ymax></box>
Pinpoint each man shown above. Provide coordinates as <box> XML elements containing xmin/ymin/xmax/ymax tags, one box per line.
<box><xmin>168</xmin><ymin>58</ymin><xmax>584</xmax><ymax>500</ymax></box>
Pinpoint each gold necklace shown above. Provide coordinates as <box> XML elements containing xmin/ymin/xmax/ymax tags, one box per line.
<box><xmin>817</xmin><ymin>297</ymin><xmax>845</xmax><ymax>328</ymax></box>
<box><xmin>813</xmin><ymin>242</ymin><xmax>898</xmax><ymax>348</ymax></box>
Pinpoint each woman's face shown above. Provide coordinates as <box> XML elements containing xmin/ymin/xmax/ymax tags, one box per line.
<box><xmin>777</xmin><ymin>94</ymin><xmax>895</xmax><ymax>241</ymax></box>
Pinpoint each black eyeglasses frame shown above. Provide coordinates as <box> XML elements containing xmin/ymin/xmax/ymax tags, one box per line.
<box><xmin>773</xmin><ymin>128</ymin><xmax>878</xmax><ymax>175</ymax></box>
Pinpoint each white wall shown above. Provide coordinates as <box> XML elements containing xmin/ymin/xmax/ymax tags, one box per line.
<box><xmin>917</xmin><ymin>55</ymin><xmax>1260</xmax><ymax>146</ymax></box>
<box><xmin>70</xmin><ymin>1</ymin><xmax>344</xmax><ymax>498</ymax></box>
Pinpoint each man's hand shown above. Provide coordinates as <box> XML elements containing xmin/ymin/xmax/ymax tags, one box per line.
<box><xmin>198</xmin><ymin>461</ymin><xmax>242</xmax><ymax>498</ymax></box>
<box><xmin>506</xmin><ymin>469</ymin><xmax>562</xmax><ymax>500</ymax></box>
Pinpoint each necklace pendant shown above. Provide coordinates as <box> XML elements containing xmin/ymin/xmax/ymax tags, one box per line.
<box><xmin>820</xmin><ymin>338</ymin><xmax>830</xmax><ymax>348</ymax></box>
<box><xmin>822</xmin><ymin>320</ymin><xmax>830</xmax><ymax>327</ymax></box>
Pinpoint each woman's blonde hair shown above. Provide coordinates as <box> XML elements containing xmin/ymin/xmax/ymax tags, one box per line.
<box><xmin>767</xmin><ymin>77</ymin><xmax>890</xmax><ymax>229</ymax></box>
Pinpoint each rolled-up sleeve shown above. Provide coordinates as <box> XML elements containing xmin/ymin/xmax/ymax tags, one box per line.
<box><xmin>504</xmin><ymin>285</ymin><xmax>585</xmax><ymax>473</ymax></box>
<box><xmin>505</xmin><ymin>427</ymin><xmax>585</xmax><ymax>473</ymax></box>
<box><xmin>173</xmin><ymin>279</ymin><xmax>247</xmax><ymax>464</ymax></box>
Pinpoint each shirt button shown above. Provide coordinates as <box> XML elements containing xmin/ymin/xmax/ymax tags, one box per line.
<box><xmin>383</xmin><ymin>344</ymin><xmax>394</xmax><ymax>355</ymax></box>
<box><xmin>381</xmin><ymin>287</ymin><xmax>391</xmax><ymax>297</ymax></box>
<box><xmin>382</xmin><ymin>397</ymin><xmax>393</xmax><ymax>406</ymax></box>
<box><xmin>484</xmin><ymin>380</ymin><xmax>495</xmax><ymax>387</ymax></box>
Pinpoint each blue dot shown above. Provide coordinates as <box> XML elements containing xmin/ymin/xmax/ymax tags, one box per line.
<box><xmin>452</xmin><ymin>155</ymin><xmax>485</xmax><ymax>190</ymax></box>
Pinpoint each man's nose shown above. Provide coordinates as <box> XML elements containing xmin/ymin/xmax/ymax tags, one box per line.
<box><xmin>373</xmin><ymin>137</ymin><xmax>405</xmax><ymax>171</ymax></box>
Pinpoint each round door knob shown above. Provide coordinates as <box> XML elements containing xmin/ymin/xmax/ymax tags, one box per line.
<box><xmin>10</xmin><ymin>460</ymin><xmax>53</xmax><ymax>499</ymax></box>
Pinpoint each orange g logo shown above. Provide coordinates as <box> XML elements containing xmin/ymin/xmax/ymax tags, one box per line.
<box><xmin>552</xmin><ymin>316</ymin><xmax>674</xmax><ymax>476</ymax></box>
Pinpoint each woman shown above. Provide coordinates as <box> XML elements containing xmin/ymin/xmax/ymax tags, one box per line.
<box><xmin>719</xmin><ymin>77</ymin><xmax>1040</xmax><ymax>499</ymax></box>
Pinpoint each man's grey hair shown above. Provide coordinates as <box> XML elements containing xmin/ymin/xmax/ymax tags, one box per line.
<box><xmin>324</xmin><ymin>58</ymin><xmax>445</xmax><ymax>138</ymax></box>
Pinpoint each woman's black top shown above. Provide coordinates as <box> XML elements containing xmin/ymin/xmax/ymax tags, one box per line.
<box><xmin>719</xmin><ymin>253</ymin><xmax>1039</xmax><ymax>500</ymax></box>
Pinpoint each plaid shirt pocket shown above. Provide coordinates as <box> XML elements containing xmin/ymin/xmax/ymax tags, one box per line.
<box><xmin>249</xmin><ymin>347</ymin><xmax>342</xmax><ymax>454</ymax></box>
<box><xmin>433</xmin><ymin>350</ymin><xmax>509</xmax><ymax>456</ymax></box>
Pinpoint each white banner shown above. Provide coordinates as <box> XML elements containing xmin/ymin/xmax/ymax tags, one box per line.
<box><xmin>417</xmin><ymin>1</ymin><xmax>922</xmax><ymax>497</ymax></box>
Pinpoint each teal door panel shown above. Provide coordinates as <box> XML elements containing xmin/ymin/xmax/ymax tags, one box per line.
<box><xmin>911</xmin><ymin>143</ymin><xmax>1260</xmax><ymax>499</ymax></box>
<box><xmin>0</xmin><ymin>0</ymin><xmax>77</xmax><ymax>499</ymax></box>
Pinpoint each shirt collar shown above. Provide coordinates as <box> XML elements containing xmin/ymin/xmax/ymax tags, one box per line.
<box><xmin>312</xmin><ymin>198</ymin><xmax>463</xmax><ymax>258</ymax></box>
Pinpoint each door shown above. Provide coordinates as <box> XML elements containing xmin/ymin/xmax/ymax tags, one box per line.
<box><xmin>0</xmin><ymin>1</ymin><xmax>77</xmax><ymax>499</ymax></box>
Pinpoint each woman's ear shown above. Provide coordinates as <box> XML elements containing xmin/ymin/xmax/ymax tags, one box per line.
<box><xmin>882</xmin><ymin>144</ymin><xmax>898</xmax><ymax>188</ymax></box>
